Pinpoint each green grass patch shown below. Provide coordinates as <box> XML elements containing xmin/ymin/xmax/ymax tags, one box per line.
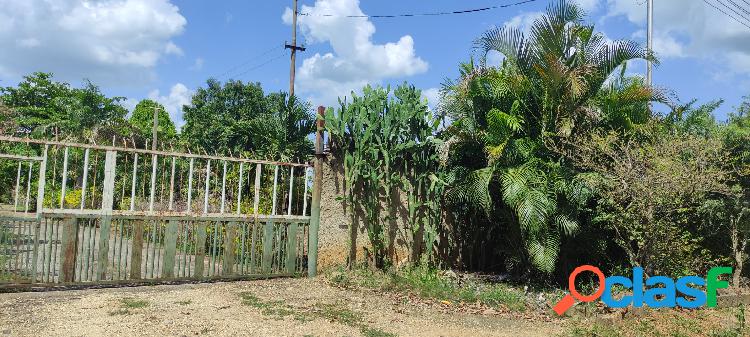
<box><xmin>239</xmin><ymin>292</ymin><xmax>398</xmax><ymax>336</ymax></box>
<box><xmin>329</xmin><ymin>266</ymin><xmax>528</xmax><ymax>312</ymax></box>
<box><xmin>239</xmin><ymin>292</ymin><xmax>296</xmax><ymax>319</ymax></box>
<box><xmin>361</xmin><ymin>326</ymin><xmax>398</xmax><ymax>337</ymax></box>
<box><xmin>565</xmin><ymin>306</ymin><xmax>749</xmax><ymax>337</ymax></box>
<box><xmin>316</xmin><ymin>303</ymin><xmax>363</xmax><ymax>326</ymax></box>
<box><xmin>108</xmin><ymin>297</ymin><xmax>150</xmax><ymax>315</ymax></box>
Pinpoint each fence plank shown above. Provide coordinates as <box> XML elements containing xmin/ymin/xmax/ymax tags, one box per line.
<box><xmin>194</xmin><ymin>222</ymin><xmax>207</xmax><ymax>278</ymax></box>
<box><xmin>223</xmin><ymin>222</ymin><xmax>236</xmax><ymax>275</ymax></box>
<box><xmin>59</xmin><ymin>217</ymin><xmax>78</xmax><ymax>283</ymax></box>
<box><xmin>130</xmin><ymin>221</ymin><xmax>144</xmax><ymax>280</ymax></box>
<box><xmin>262</xmin><ymin>221</ymin><xmax>274</xmax><ymax>274</ymax></box>
<box><xmin>285</xmin><ymin>223</ymin><xmax>298</xmax><ymax>274</ymax></box>
<box><xmin>97</xmin><ymin>151</ymin><xmax>117</xmax><ymax>281</ymax></box>
<box><xmin>162</xmin><ymin>220</ymin><xmax>178</xmax><ymax>278</ymax></box>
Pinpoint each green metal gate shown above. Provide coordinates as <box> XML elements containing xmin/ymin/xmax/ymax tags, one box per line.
<box><xmin>0</xmin><ymin>135</ymin><xmax>321</xmax><ymax>289</ymax></box>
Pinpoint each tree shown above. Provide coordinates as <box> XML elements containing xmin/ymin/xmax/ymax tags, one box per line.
<box><xmin>129</xmin><ymin>99</ymin><xmax>177</xmax><ymax>148</ymax></box>
<box><xmin>255</xmin><ymin>93</ymin><xmax>315</xmax><ymax>162</ymax></box>
<box><xmin>558</xmin><ymin>126</ymin><xmax>731</xmax><ymax>276</ymax></box>
<box><xmin>182</xmin><ymin>79</ymin><xmax>314</xmax><ymax>161</ymax></box>
<box><xmin>440</xmin><ymin>0</ymin><xmax>655</xmax><ymax>273</ymax></box>
<box><xmin>0</xmin><ymin>72</ymin><xmax>130</xmax><ymax>142</ymax></box>
<box><xmin>182</xmin><ymin>79</ymin><xmax>268</xmax><ymax>155</ymax></box>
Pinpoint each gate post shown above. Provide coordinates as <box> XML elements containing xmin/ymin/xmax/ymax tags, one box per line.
<box><xmin>59</xmin><ymin>216</ymin><xmax>78</xmax><ymax>283</ymax></box>
<box><xmin>32</xmin><ymin>146</ymin><xmax>48</xmax><ymax>282</ymax></box>
<box><xmin>162</xmin><ymin>219</ymin><xmax>179</xmax><ymax>278</ymax></box>
<box><xmin>223</xmin><ymin>222</ymin><xmax>237</xmax><ymax>275</ymax></box>
<box><xmin>97</xmin><ymin>150</ymin><xmax>117</xmax><ymax>281</ymax></box>
<box><xmin>307</xmin><ymin>106</ymin><xmax>325</xmax><ymax>277</ymax></box>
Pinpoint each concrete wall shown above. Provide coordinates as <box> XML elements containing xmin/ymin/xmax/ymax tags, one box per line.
<box><xmin>316</xmin><ymin>153</ymin><xmax>414</xmax><ymax>270</ymax></box>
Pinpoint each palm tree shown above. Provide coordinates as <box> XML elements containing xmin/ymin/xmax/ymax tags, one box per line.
<box><xmin>442</xmin><ymin>0</ymin><xmax>656</xmax><ymax>273</ymax></box>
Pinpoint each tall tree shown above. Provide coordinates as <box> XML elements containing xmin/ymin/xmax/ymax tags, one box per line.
<box><xmin>0</xmin><ymin>72</ymin><xmax>129</xmax><ymax>142</ymax></box>
<box><xmin>129</xmin><ymin>99</ymin><xmax>177</xmax><ymax>148</ymax></box>
<box><xmin>441</xmin><ymin>0</ymin><xmax>656</xmax><ymax>273</ymax></box>
<box><xmin>181</xmin><ymin>79</ymin><xmax>313</xmax><ymax>161</ymax></box>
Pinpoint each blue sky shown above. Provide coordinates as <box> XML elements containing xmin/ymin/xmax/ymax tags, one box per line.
<box><xmin>1</xmin><ymin>0</ymin><xmax>749</xmax><ymax>127</ymax></box>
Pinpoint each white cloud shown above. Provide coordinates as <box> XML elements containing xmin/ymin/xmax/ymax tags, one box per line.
<box><xmin>148</xmin><ymin>83</ymin><xmax>193</xmax><ymax>129</ymax></box>
<box><xmin>190</xmin><ymin>58</ymin><xmax>205</xmax><ymax>71</ymax></box>
<box><xmin>605</xmin><ymin>0</ymin><xmax>750</xmax><ymax>76</ymax></box>
<box><xmin>422</xmin><ymin>88</ymin><xmax>441</xmax><ymax>111</ymax></box>
<box><xmin>504</xmin><ymin>11</ymin><xmax>544</xmax><ymax>35</ymax></box>
<box><xmin>282</xmin><ymin>0</ymin><xmax>428</xmax><ymax>105</ymax></box>
<box><xmin>0</xmin><ymin>0</ymin><xmax>186</xmax><ymax>86</ymax></box>
<box><xmin>574</xmin><ymin>0</ymin><xmax>600</xmax><ymax>13</ymax></box>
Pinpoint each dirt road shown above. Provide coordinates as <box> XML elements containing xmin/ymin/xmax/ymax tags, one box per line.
<box><xmin>0</xmin><ymin>278</ymin><xmax>563</xmax><ymax>337</ymax></box>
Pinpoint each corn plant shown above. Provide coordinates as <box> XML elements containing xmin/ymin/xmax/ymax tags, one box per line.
<box><xmin>325</xmin><ymin>84</ymin><xmax>445</xmax><ymax>269</ymax></box>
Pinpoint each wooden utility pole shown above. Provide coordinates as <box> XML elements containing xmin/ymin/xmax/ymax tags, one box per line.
<box><xmin>308</xmin><ymin>106</ymin><xmax>325</xmax><ymax>277</ymax></box>
<box><xmin>647</xmin><ymin>0</ymin><xmax>653</xmax><ymax>87</ymax></box>
<box><xmin>286</xmin><ymin>0</ymin><xmax>306</xmax><ymax>98</ymax></box>
<box><xmin>152</xmin><ymin>104</ymin><xmax>159</xmax><ymax>151</ymax></box>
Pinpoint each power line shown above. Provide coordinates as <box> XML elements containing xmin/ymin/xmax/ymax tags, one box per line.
<box><xmin>213</xmin><ymin>45</ymin><xmax>284</xmax><ymax>79</ymax></box>
<box><xmin>228</xmin><ymin>52</ymin><xmax>288</xmax><ymax>80</ymax></box>
<box><xmin>704</xmin><ymin>0</ymin><xmax>750</xmax><ymax>29</ymax></box>
<box><xmin>725</xmin><ymin>0</ymin><xmax>750</xmax><ymax>17</ymax></box>
<box><xmin>713</xmin><ymin>0</ymin><xmax>750</xmax><ymax>25</ymax></box>
<box><xmin>300</xmin><ymin>0</ymin><xmax>538</xmax><ymax>19</ymax></box>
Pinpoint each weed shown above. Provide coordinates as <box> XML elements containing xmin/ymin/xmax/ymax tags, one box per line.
<box><xmin>335</xmin><ymin>267</ymin><xmax>529</xmax><ymax>312</ymax></box>
<box><xmin>108</xmin><ymin>297</ymin><xmax>149</xmax><ymax>316</ymax></box>
<box><xmin>175</xmin><ymin>300</ymin><xmax>192</xmax><ymax>306</ymax></box>
<box><xmin>360</xmin><ymin>326</ymin><xmax>397</xmax><ymax>337</ymax></box>
<box><xmin>238</xmin><ymin>292</ymin><xmax>397</xmax><ymax>336</ymax></box>
<box><xmin>120</xmin><ymin>298</ymin><xmax>149</xmax><ymax>309</ymax></box>
<box><xmin>316</xmin><ymin>303</ymin><xmax>362</xmax><ymax>326</ymax></box>
<box><xmin>239</xmin><ymin>292</ymin><xmax>297</xmax><ymax>319</ymax></box>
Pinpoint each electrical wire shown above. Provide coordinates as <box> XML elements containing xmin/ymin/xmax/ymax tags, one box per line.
<box><xmin>213</xmin><ymin>45</ymin><xmax>284</xmax><ymax>79</ymax></box>
<box><xmin>725</xmin><ymin>0</ymin><xmax>750</xmax><ymax>16</ymax></box>
<box><xmin>300</xmin><ymin>0</ymin><xmax>538</xmax><ymax>19</ymax></box>
<box><xmin>227</xmin><ymin>52</ymin><xmax>288</xmax><ymax>80</ymax></box>
<box><xmin>704</xmin><ymin>0</ymin><xmax>750</xmax><ymax>29</ymax></box>
<box><xmin>714</xmin><ymin>0</ymin><xmax>750</xmax><ymax>25</ymax></box>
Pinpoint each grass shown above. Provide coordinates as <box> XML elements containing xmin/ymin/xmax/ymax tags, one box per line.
<box><xmin>361</xmin><ymin>326</ymin><xmax>398</xmax><ymax>337</ymax></box>
<box><xmin>329</xmin><ymin>266</ymin><xmax>528</xmax><ymax>312</ymax></box>
<box><xmin>239</xmin><ymin>292</ymin><xmax>296</xmax><ymax>319</ymax></box>
<box><xmin>109</xmin><ymin>297</ymin><xmax>150</xmax><ymax>315</ymax></box>
<box><xmin>175</xmin><ymin>300</ymin><xmax>192</xmax><ymax>306</ymax></box>
<box><xmin>565</xmin><ymin>305</ymin><xmax>749</xmax><ymax>337</ymax></box>
<box><xmin>239</xmin><ymin>292</ymin><xmax>398</xmax><ymax>336</ymax></box>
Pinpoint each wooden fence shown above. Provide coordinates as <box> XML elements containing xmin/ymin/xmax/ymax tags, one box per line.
<box><xmin>0</xmin><ymin>133</ymin><xmax>322</xmax><ymax>289</ymax></box>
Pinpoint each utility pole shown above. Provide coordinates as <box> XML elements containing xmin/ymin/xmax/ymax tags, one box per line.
<box><xmin>647</xmin><ymin>0</ymin><xmax>653</xmax><ymax>87</ymax></box>
<box><xmin>286</xmin><ymin>0</ymin><xmax>306</xmax><ymax>98</ymax></box>
<box><xmin>152</xmin><ymin>104</ymin><xmax>159</xmax><ymax>151</ymax></box>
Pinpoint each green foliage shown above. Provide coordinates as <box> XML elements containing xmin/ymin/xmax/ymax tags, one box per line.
<box><xmin>325</xmin><ymin>83</ymin><xmax>444</xmax><ymax>268</ymax></box>
<box><xmin>439</xmin><ymin>0</ymin><xmax>652</xmax><ymax>274</ymax></box>
<box><xmin>129</xmin><ymin>99</ymin><xmax>177</xmax><ymax>147</ymax></box>
<box><xmin>182</xmin><ymin>79</ymin><xmax>314</xmax><ymax>161</ymax></box>
<box><xmin>328</xmin><ymin>266</ymin><xmax>527</xmax><ymax>312</ymax></box>
<box><xmin>0</xmin><ymin>72</ymin><xmax>130</xmax><ymax>142</ymax></box>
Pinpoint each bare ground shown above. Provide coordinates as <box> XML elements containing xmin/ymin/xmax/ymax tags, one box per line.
<box><xmin>0</xmin><ymin>278</ymin><xmax>563</xmax><ymax>337</ymax></box>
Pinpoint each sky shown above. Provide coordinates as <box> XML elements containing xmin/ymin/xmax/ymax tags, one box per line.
<box><xmin>1</xmin><ymin>0</ymin><xmax>750</xmax><ymax>127</ymax></box>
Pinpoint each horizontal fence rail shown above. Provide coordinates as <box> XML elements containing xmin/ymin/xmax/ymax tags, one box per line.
<box><xmin>0</xmin><ymin>136</ymin><xmax>318</xmax><ymax>288</ymax></box>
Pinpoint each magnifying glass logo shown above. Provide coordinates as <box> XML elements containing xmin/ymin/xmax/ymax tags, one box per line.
<box><xmin>553</xmin><ymin>265</ymin><xmax>606</xmax><ymax>316</ymax></box>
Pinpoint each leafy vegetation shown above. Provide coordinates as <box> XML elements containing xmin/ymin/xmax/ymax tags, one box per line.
<box><xmin>1</xmin><ymin>0</ymin><xmax>749</xmax><ymax>288</ymax></box>
<box><xmin>328</xmin><ymin>267</ymin><xmax>528</xmax><ymax>312</ymax></box>
<box><xmin>239</xmin><ymin>292</ymin><xmax>398</xmax><ymax>336</ymax></box>
<box><xmin>324</xmin><ymin>84</ymin><xmax>444</xmax><ymax>268</ymax></box>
